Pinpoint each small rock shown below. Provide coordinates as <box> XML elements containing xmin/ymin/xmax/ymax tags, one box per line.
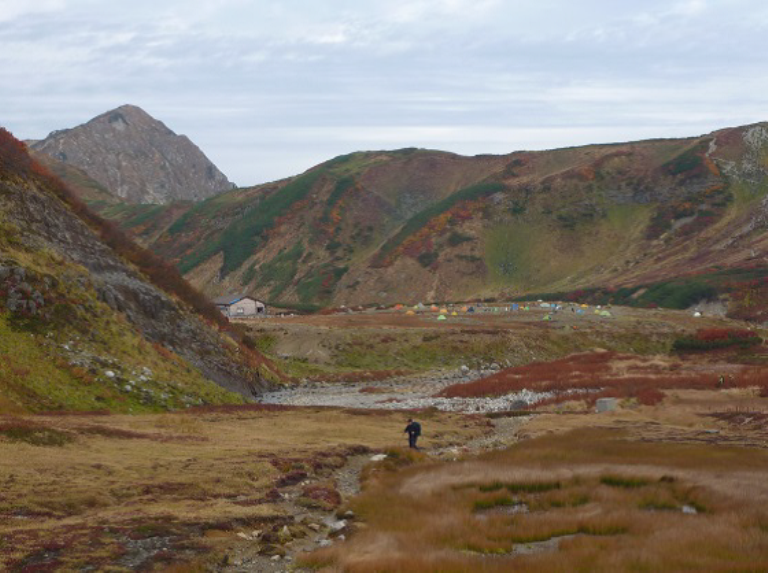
<box><xmin>105</xmin><ymin>370</ymin><xmax>116</xmax><ymax>379</ymax></box>
<box><xmin>342</xmin><ymin>510</ymin><xmax>355</xmax><ymax>519</ymax></box>
<box><xmin>236</xmin><ymin>532</ymin><xmax>250</xmax><ymax>540</ymax></box>
<box><xmin>277</xmin><ymin>525</ymin><xmax>292</xmax><ymax>543</ymax></box>
<box><xmin>317</xmin><ymin>539</ymin><xmax>332</xmax><ymax>547</ymax></box>
<box><xmin>682</xmin><ymin>505</ymin><xmax>698</xmax><ymax>515</ymax></box>
<box><xmin>370</xmin><ymin>454</ymin><xmax>387</xmax><ymax>462</ymax></box>
<box><xmin>308</xmin><ymin>523</ymin><xmax>321</xmax><ymax>532</ymax></box>
<box><xmin>251</xmin><ymin>529</ymin><xmax>262</xmax><ymax>537</ymax></box>
<box><xmin>271</xmin><ymin>555</ymin><xmax>281</xmax><ymax>561</ymax></box>
<box><xmin>330</xmin><ymin>520</ymin><xmax>347</xmax><ymax>532</ymax></box>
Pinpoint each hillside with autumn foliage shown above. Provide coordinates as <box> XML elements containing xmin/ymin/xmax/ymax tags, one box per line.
<box><xmin>0</xmin><ymin>128</ymin><xmax>282</xmax><ymax>413</ymax></box>
<box><xmin>67</xmin><ymin>122</ymin><xmax>768</xmax><ymax>319</ymax></box>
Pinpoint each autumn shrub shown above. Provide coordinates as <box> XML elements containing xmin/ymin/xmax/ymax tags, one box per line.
<box><xmin>673</xmin><ymin>328</ymin><xmax>762</xmax><ymax>352</ymax></box>
<box><xmin>0</xmin><ymin>419</ymin><xmax>74</xmax><ymax>446</ymax></box>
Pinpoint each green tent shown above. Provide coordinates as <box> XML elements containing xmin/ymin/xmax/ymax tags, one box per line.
<box><xmin>437</xmin><ymin>314</ymin><xmax>447</xmax><ymax>321</ymax></box>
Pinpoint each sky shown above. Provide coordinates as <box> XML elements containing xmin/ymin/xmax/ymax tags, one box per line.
<box><xmin>1</xmin><ymin>0</ymin><xmax>768</xmax><ymax>186</ymax></box>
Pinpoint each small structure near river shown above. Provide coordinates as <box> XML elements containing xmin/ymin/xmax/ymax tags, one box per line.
<box><xmin>214</xmin><ymin>294</ymin><xmax>267</xmax><ymax>318</ymax></box>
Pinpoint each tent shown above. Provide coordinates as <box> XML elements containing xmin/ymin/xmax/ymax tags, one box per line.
<box><xmin>437</xmin><ymin>314</ymin><xmax>447</xmax><ymax>321</ymax></box>
<box><xmin>599</xmin><ymin>310</ymin><xmax>613</xmax><ymax>317</ymax></box>
<box><xmin>440</xmin><ymin>308</ymin><xmax>448</xmax><ymax>314</ymax></box>
<box><xmin>524</xmin><ymin>306</ymin><xmax>530</xmax><ymax>311</ymax></box>
<box><xmin>394</xmin><ymin>304</ymin><xmax>403</xmax><ymax>310</ymax></box>
<box><xmin>512</xmin><ymin>303</ymin><xmax>519</xmax><ymax>311</ymax></box>
<box><xmin>581</xmin><ymin>304</ymin><xmax>589</xmax><ymax>308</ymax></box>
<box><xmin>540</xmin><ymin>303</ymin><xmax>551</xmax><ymax>308</ymax></box>
<box><xmin>461</xmin><ymin>306</ymin><xmax>469</xmax><ymax>312</ymax></box>
<box><xmin>431</xmin><ymin>305</ymin><xmax>439</xmax><ymax>311</ymax></box>
<box><xmin>468</xmin><ymin>307</ymin><xmax>475</xmax><ymax>313</ymax></box>
<box><xmin>451</xmin><ymin>311</ymin><xmax>458</xmax><ymax>316</ymax></box>
<box><xmin>406</xmin><ymin>310</ymin><xmax>416</xmax><ymax>316</ymax></box>
<box><xmin>543</xmin><ymin>314</ymin><xmax>552</xmax><ymax>321</ymax></box>
<box><xmin>577</xmin><ymin>309</ymin><xmax>586</xmax><ymax>315</ymax></box>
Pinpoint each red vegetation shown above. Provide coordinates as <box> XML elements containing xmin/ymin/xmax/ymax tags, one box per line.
<box><xmin>439</xmin><ymin>351</ymin><xmax>768</xmax><ymax>408</ymax></box>
<box><xmin>0</xmin><ymin>128</ymin><xmax>32</xmax><ymax>175</ymax></box>
<box><xmin>673</xmin><ymin>328</ymin><xmax>762</xmax><ymax>352</ymax></box>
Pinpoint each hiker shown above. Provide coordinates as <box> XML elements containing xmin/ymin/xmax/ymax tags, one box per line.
<box><xmin>404</xmin><ymin>418</ymin><xmax>421</xmax><ymax>449</ymax></box>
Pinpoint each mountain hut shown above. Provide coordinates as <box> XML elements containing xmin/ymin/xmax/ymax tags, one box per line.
<box><xmin>214</xmin><ymin>294</ymin><xmax>267</xmax><ymax>318</ymax></box>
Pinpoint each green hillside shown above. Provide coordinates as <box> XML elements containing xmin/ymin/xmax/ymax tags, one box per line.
<box><xmin>67</xmin><ymin>123</ymin><xmax>768</xmax><ymax>314</ymax></box>
<box><xmin>0</xmin><ymin>129</ymin><xmax>279</xmax><ymax>414</ymax></box>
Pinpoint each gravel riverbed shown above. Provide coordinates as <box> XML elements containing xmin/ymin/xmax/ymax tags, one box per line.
<box><xmin>259</xmin><ymin>368</ymin><xmax>556</xmax><ymax>413</ymax></box>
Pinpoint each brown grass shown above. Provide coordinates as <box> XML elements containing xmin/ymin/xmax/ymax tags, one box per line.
<box><xmin>302</xmin><ymin>428</ymin><xmax>768</xmax><ymax>571</ymax></box>
<box><xmin>0</xmin><ymin>407</ymin><xmax>486</xmax><ymax>570</ymax></box>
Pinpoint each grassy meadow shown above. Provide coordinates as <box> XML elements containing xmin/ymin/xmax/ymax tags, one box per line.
<box><xmin>303</xmin><ymin>426</ymin><xmax>768</xmax><ymax>571</ymax></box>
<box><xmin>0</xmin><ymin>406</ymin><xmax>487</xmax><ymax>570</ymax></box>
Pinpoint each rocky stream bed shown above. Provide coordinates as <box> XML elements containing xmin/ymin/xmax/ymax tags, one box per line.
<box><xmin>217</xmin><ymin>368</ymin><xmax>538</xmax><ymax>571</ymax></box>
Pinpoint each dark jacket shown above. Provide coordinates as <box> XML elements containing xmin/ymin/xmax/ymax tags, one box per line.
<box><xmin>405</xmin><ymin>421</ymin><xmax>421</xmax><ymax>436</ymax></box>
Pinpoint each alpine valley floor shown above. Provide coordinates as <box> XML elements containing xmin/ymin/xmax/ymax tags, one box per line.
<box><xmin>2</xmin><ymin>304</ymin><xmax>768</xmax><ymax>571</ymax></box>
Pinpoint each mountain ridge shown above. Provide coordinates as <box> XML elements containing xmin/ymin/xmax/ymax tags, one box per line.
<box><xmin>76</xmin><ymin>121</ymin><xmax>768</xmax><ymax>318</ymax></box>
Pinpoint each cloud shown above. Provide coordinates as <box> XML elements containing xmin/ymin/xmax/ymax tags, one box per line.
<box><xmin>1</xmin><ymin>0</ymin><xmax>767</xmax><ymax>185</ymax></box>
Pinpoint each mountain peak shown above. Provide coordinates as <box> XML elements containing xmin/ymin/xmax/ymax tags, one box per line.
<box><xmin>31</xmin><ymin>105</ymin><xmax>233</xmax><ymax>204</ymax></box>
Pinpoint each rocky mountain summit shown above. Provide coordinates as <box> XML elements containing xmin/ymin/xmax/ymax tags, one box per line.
<box><xmin>31</xmin><ymin>104</ymin><xmax>233</xmax><ymax>204</ymax></box>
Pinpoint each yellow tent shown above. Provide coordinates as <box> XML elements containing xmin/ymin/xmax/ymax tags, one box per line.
<box><xmin>439</xmin><ymin>308</ymin><xmax>448</xmax><ymax>314</ymax></box>
<box><xmin>451</xmin><ymin>311</ymin><xmax>458</xmax><ymax>316</ymax></box>
<box><xmin>406</xmin><ymin>310</ymin><xmax>415</xmax><ymax>316</ymax></box>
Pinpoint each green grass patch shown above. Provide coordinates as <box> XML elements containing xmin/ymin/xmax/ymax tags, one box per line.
<box><xmin>320</xmin><ymin>176</ymin><xmax>355</xmax><ymax>223</ymax></box>
<box><xmin>662</xmin><ymin>140</ymin><xmax>709</xmax><ymax>176</ymax></box>
<box><xmin>0</xmin><ymin>422</ymin><xmax>74</xmax><ymax>446</ymax></box>
<box><xmin>296</xmin><ymin>264</ymin><xmax>348</xmax><ymax>304</ymax></box>
<box><xmin>600</xmin><ymin>475</ymin><xmax>650</xmax><ymax>488</ymax></box>
<box><xmin>242</xmin><ymin>242</ymin><xmax>304</xmax><ymax>297</ymax></box>
<box><xmin>478</xmin><ymin>481</ymin><xmax>561</xmax><ymax>494</ymax></box>
<box><xmin>473</xmin><ymin>496</ymin><xmax>522</xmax><ymax>511</ymax></box>
<box><xmin>120</xmin><ymin>204</ymin><xmax>166</xmax><ymax>229</ymax></box>
<box><xmin>447</xmin><ymin>231</ymin><xmax>473</xmax><ymax>247</ymax></box>
<box><xmin>376</xmin><ymin>182</ymin><xmax>506</xmax><ymax>263</ymax></box>
<box><xmin>178</xmin><ymin>170</ymin><xmax>323</xmax><ymax>275</ymax></box>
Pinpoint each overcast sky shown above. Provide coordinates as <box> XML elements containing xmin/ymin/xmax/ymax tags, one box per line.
<box><xmin>1</xmin><ymin>0</ymin><xmax>767</xmax><ymax>186</ymax></box>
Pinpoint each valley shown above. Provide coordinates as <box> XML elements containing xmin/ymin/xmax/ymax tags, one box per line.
<box><xmin>4</xmin><ymin>113</ymin><xmax>768</xmax><ymax>570</ymax></box>
<box><xmin>3</xmin><ymin>300</ymin><xmax>768</xmax><ymax>570</ymax></box>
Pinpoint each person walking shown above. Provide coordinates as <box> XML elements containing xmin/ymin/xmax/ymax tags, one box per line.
<box><xmin>404</xmin><ymin>418</ymin><xmax>421</xmax><ymax>449</ymax></box>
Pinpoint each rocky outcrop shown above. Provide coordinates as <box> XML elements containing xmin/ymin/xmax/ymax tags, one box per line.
<box><xmin>31</xmin><ymin>105</ymin><xmax>233</xmax><ymax>204</ymax></box>
<box><xmin>0</xmin><ymin>154</ymin><xmax>270</xmax><ymax>399</ymax></box>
